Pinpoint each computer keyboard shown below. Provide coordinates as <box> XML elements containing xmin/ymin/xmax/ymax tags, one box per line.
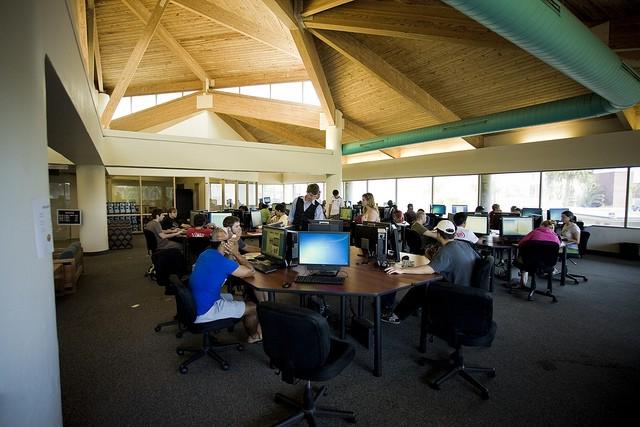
<box><xmin>294</xmin><ymin>275</ymin><xmax>345</xmax><ymax>285</ymax></box>
<box><xmin>250</xmin><ymin>260</ymin><xmax>278</xmax><ymax>274</ymax></box>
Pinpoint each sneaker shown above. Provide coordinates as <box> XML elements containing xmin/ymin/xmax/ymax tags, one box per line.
<box><xmin>381</xmin><ymin>313</ymin><xmax>401</xmax><ymax>324</ymax></box>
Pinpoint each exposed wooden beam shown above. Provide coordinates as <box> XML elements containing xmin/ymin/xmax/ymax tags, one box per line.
<box><xmin>172</xmin><ymin>0</ymin><xmax>299</xmax><ymax>58</ymax></box>
<box><xmin>111</xmin><ymin>91</ymin><xmax>323</xmax><ymax>131</ymax></box>
<box><xmin>217</xmin><ymin>114</ymin><xmax>259</xmax><ymax>141</ymax></box>
<box><xmin>262</xmin><ymin>0</ymin><xmax>336</xmax><ymax>126</ymax></box>
<box><xmin>74</xmin><ymin>0</ymin><xmax>90</xmax><ymax>72</ymax></box>
<box><xmin>343</xmin><ymin>118</ymin><xmax>398</xmax><ymax>158</ymax></box>
<box><xmin>120</xmin><ymin>0</ymin><xmax>210</xmax><ymax>82</ymax></box>
<box><xmin>311</xmin><ymin>29</ymin><xmax>482</xmax><ymax>148</ymax></box>
<box><xmin>101</xmin><ymin>0</ymin><xmax>169</xmax><ymax>127</ymax></box>
<box><xmin>616</xmin><ymin>107</ymin><xmax>638</xmax><ymax>130</ymax></box>
<box><xmin>302</xmin><ymin>0</ymin><xmax>512</xmax><ymax>49</ymax></box>
<box><xmin>86</xmin><ymin>0</ymin><xmax>95</xmax><ymax>85</ymax></box>
<box><xmin>301</xmin><ymin>0</ymin><xmax>353</xmax><ymax>17</ymax></box>
<box><xmin>92</xmin><ymin>5</ymin><xmax>104</xmax><ymax>92</ymax></box>
<box><xmin>233</xmin><ymin>116</ymin><xmax>324</xmax><ymax>148</ymax></box>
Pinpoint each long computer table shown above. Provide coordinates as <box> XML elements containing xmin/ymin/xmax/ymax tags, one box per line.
<box><xmin>241</xmin><ymin>247</ymin><xmax>442</xmax><ymax>377</ymax></box>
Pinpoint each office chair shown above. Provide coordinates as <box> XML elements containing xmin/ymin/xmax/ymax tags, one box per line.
<box><xmin>171</xmin><ymin>275</ymin><xmax>243</xmax><ymax>374</ymax></box>
<box><xmin>405</xmin><ymin>229</ymin><xmax>425</xmax><ymax>254</ymax></box>
<box><xmin>565</xmin><ymin>230</ymin><xmax>590</xmax><ymax>283</ymax></box>
<box><xmin>186</xmin><ymin>237</ymin><xmax>211</xmax><ymax>270</ymax></box>
<box><xmin>514</xmin><ymin>241</ymin><xmax>559</xmax><ymax>302</ymax></box>
<box><xmin>257</xmin><ymin>302</ymin><xmax>357</xmax><ymax>426</ymax></box>
<box><xmin>419</xmin><ymin>283</ymin><xmax>497</xmax><ymax>399</ymax></box>
<box><xmin>143</xmin><ymin>229</ymin><xmax>158</xmax><ymax>279</ymax></box>
<box><xmin>153</xmin><ymin>248</ymin><xmax>187</xmax><ymax>336</ymax></box>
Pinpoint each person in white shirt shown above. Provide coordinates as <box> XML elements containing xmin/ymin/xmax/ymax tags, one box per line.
<box><xmin>328</xmin><ymin>189</ymin><xmax>343</xmax><ymax>219</ymax></box>
<box><xmin>452</xmin><ymin>212</ymin><xmax>479</xmax><ymax>244</ymax></box>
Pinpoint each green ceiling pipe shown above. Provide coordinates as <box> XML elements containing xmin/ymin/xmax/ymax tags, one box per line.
<box><xmin>341</xmin><ymin>94</ymin><xmax>616</xmax><ymax>155</ymax></box>
<box><xmin>442</xmin><ymin>0</ymin><xmax>640</xmax><ymax>109</ymax></box>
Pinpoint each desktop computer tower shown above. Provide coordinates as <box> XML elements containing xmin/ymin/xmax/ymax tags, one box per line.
<box><xmin>286</xmin><ymin>230</ymin><xmax>299</xmax><ymax>266</ymax></box>
<box><xmin>376</xmin><ymin>228</ymin><xmax>388</xmax><ymax>268</ymax></box>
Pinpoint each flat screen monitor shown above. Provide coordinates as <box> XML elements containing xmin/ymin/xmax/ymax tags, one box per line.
<box><xmin>465</xmin><ymin>214</ymin><xmax>489</xmax><ymax>235</ymax></box>
<box><xmin>431</xmin><ymin>204</ymin><xmax>446</xmax><ymax>216</ymax></box>
<box><xmin>339</xmin><ymin>207</ymin><xmax>353</xmax><ymax>221</ymax></box>
<box><xmin>500</xmin><ymin>216</ymin><xmax>534</xmax><ymax>239</ymax></box>
<box><xmin>208</xmin><ymin>212</ymin><xmax>228</xmax><ymax>228</ymax></box>
<box><xmin>261</xmin><ymin>226</ymin><xmax>287</xmax><ymax>263</ymax></box>
<box><xmin>547</xmin><ymin>208</ymin><xmax>568</xmax><ymax>222</ymax></box>
<box><xmin>298</xmin><ymin>232</ymin><xmax>350</xmax><ymax>274</ymax></box>
<box><xmin>262</xmin><ymin>197</ymin><xmax>271</xmax><ymax>204</ymax></box>
<box><xmin>308</xmin><ymin>219</ymin><xmax>343</xmax><ymax>232</ymax></box>
<box><xmin>451</xmin><ymin>204</ymin><xmax>468</xmax><ymax>214</ymax></box>
<box><xmin>250</xmin><ymin>210</ymin><xmax>263</xmax><ymax>228</ymax></box>
<box><xmin>521</xmin><ymin>207</ymin><xmax>543</xmax><ymax>217</ymax></box>
<box><xmin>190</xmin><ymin>210</ymin><xmax>206</xmax><ymax>225</ymax></box>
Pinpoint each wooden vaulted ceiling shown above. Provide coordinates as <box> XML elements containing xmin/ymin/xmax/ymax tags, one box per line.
<box><xmin>86</xmin><ymin>0</ymin><xmax>640</xmax><ymax>151</ymax></box>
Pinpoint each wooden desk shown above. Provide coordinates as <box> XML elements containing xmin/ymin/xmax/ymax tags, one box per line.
<box><xmin>242</xmin><ymin>247</ymin><xmax>441</xmax><ymax>377</ymax></box>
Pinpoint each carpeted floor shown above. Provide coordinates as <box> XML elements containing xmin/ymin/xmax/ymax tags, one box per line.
<box><xmin>56</xmin><ymin>235</ymin><xmax>640</xmax><ymax>426</ymax></box>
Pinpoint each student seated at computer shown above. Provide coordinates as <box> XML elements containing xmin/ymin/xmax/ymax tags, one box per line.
<box><xmin>146</xmin><ymin>208</ymin><xmax>184</xmax><ymax>252</ymax></box>
<box><xmin>223</xmin><ymin>215</ymin><xmax>260</xmax><ymax>254</ymax></box>
<box><xmin>514</xmin><ymin>220</ymin><xmax>561</xmax><ymax>288</ymax></box>
<box><xmin>186</xmin><ymin>213</ymin><xmax>212</xmax><ymax>238</ymax></box>
<box><xmin>475</xmin><ymin>205</ymin><xmax>486</xmax><ymax>214</ymax></box>
<box><xmin>361</xmin><ymin>192</ymin><xmax>380</xmax><ymax>222</ymax></box>
<box><xmin>267</xmin><ymin>203</ymin><xmax>289</xmax><ymax>227</ymax></box>
<box><xmin>510</xmin><ymin>206</ymin><xmax>522</xmax><ymax>215</ymax></box>
<box><xmin>560</xmin><ymin>210</ymin><xmax>581</xmax><ymax>253</ymax></box>
<box><xmin>190</xmin><ymin>228</ymin><xmax>262</xmax><ymax>343</ymax></box>
<box><xmin>258</xmin><ymin>202</ymin><xmax>271</xmax><ymax>225</ymax></box>
<box><xmin>392</xmin><ymin>210</ymin><xmax>408</xmax><ymax>226</ymax></box>
<box><xmin>161</xmin><ymin>207</ymin><xmax>189</xmax><ymax>230</ymax></box>
<box><xmin>452</xmin><ymin>212</ymin><xmax>479</xmax><ymax>244</ymax></box>
<box><xmin>382</xmin><ymin>220</ymin><xmax>480</xmax><ymax>324</ymax></box>
<box><xmin>489</xmin><ymin>203</ymin><xmax>502</xmax><ymax>230</ymax></box>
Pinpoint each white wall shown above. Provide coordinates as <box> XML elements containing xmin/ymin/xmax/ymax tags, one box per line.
<box><xmin>158</xmin><ymin>111</ymin><xmax>245</xmax><ymax>140</ymax></box>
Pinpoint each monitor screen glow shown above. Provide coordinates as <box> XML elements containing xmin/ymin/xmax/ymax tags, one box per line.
<box><xmin>547</xmin><ymin>208</ymin><xmax>567</xmax><ymax>221</ymax></box>
<box><xmin>521</xmin><ymin>207</ymin><xmax>543</xmax><ymax>217</ymax></box>
<box><xmin>250</xmin><ymin>210</ymin><xmax>263</xmax><ymax>228</ymax></box>
<box><xmin>298</xmin><ymin>232</ymin><xmax>350</xmax><ymax>267</ymax></box>
<box><xmin>208</xmin><ymin>212</ymin><xmax>228</xmax><ymax>228</ymax></box>
<box><xmin>465</xmin><ymin>215</ymin><xmax>489</xmax><ymax>235</ymax></box>
<box><xmin>501</xmin><ymin>217</ymin><xmax>534</xmax><ymax>237</ymax></box>
<box><xmin>451</xmin><ymin>205</ymin><xmax>468</xmax><ymax>214</ymax></box>
<box><xmin>431</xmin><ymin>204</ymin><xmax>446</xmax><ymax>215</ymax></box>
<box><xmin>339</xmin><ymin>207</ymin><xmax>352</xmax><ymax>220</ymax></box>
<box><xmin>261</xmin><ymin>226</ymin><xmax>287</xmax><ymax>261</ymax></box>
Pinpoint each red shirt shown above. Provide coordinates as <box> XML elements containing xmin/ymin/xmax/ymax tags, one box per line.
<box><xmin>186</xmin><ymin>227</ymin><xmax>212</xmax><ymax>239</ymax></box>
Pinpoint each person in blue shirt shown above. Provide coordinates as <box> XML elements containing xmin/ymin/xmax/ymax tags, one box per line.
<box><xmin>189</xmin><ymin>227</ymin><xmax>262</xmax><ymax>343</ymax></box>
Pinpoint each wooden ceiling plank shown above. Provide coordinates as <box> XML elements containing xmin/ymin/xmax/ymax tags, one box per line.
<box><xmin>234</xmin><ymin>116</ymin><xmax>323</xmax><ymax>148</ymax></box>
<box><xmin>87</xmin><ymin>0</ymin><xmax>95</xmax><ymax>85</ymax></box>
<box><xmin>302</xmin><ymin>1</ymin><xmax>511</xmax><ymax>49</ymax></box>
<box><xmin>101</xmin><ymin>0</ymin><xmax>170</xmax><ymax>127</ymax></box>
<box><xmin>93</xmin><ymin>5</ymin><xmax>104</xmax><ymax>92</ymax></box>
<box><xmin>211</xmin><ymin>91</ymin><xmax>322</xmax><ymax>129</ymax></box>
<box><xmin>172</xmin><ymin>0</ymin><xmax>299</xmax><ymax>59</ymax></box>
<box><xmin>311</xmin><ymin>29</ymin><xmax>483</xmax><ymax>148</ymax></box>
<box><xmin>262</xmin><ymin>0</ymin><xmax>336</xmax><ymax>126</ymax></box>
<box><xmin>110</xmin><ymin>93</ymin><xmax>198</xmax><ymax>131</ymax></box>
<box><xmin>120</xmin><ymin>0</ymin><xmax>210</xmax><ymax>82</ymax></box>
<box><xmin>301</xmin><ymin>0</ymin><xmax>354</xmax><ymax>17</ymax></box>
<box><xmin>217</xmin><ymin>114</ymin><xmax>259</xmax><ymax>141</ymax></box>
<box><xmin>74</xmin><ymin>0</ymin><xmax>90</xmax><ymax>73</ymax></box>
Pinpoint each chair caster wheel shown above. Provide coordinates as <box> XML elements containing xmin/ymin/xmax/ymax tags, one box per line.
<box><xmin>179</xmin><ymin>366</ymin><xmax>188</xmax><ymax>374</ymax></box>
<box><xmin>237</xmin><ymin>344</ymin><xmax>244</xmax><ymax>351</ymax></box>
<box><xmin>154</xmin><ymin>326</ymin><xmax>161</xmax><ymax>332</ymax></box>
<box><xmin>177</xmin><ymin>349</ymin><xmax>184</xmax><ymax>356</ymax></box>
<box><xmin>584</xmin><ymin>278</ymin><xmax>588</xmax><ymax>282</ymax></box>
<box><xmin>221</xmin><ymin>363</ymin><xmax>230</xmax><ymax>371</ymax></box>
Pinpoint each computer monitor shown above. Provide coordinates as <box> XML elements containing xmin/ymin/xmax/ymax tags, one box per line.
<box><xmin>465</xmin><ymin>214</ymin><xmax>489</xmax><ymax>235</ymax></box>
<box><xmin>298</xmin><ymin>231</ymin><xmax>350</xmax><ymax>275</ymax></box>
<box><xmin>261</xmin><ymin>225</ymin><xmax>287</xmax><ymax>264</ymax></box>
<box><xmin>431</xmin><ymin>204</ymin><xmax>446</xmax><ymax>216</ymax></box>
<box><xmin>521</xmin><ymin>207</ymin><xmax>543</xmax><ymax>217</ymax></box>
<box><xmin>451</xmin><ymin>204</ymin><xmax>468</xmax><ymax>214</ymax></box>
<box><xmin>547</xmin><ymin>208</ymin><xmax>568</xmax><ymax>222</ymax></box>
<box><xmin>190</xmin><ymin>210</ymin><xmax>206</xmax><ymax>225</ymax></box>
<box><xmin>208</xmin><ymin>212</ymin><xmax>228</xmax><ymax>228</ymax></box>
<box><xmin>339</xmin><ymin>207</ymin><xmax>353</xmax><ymax>221</ymax></box>
<box><xmin>250</xmin><ymin>210</ymin><xmax>263</xmax><ymax>228</ymax></box>
<box><xmin>308</xmin><ymin>219</ymin><xmax>343</xmax><ymax>232</ymax></box>
<box><xmin>500</xmin><ymin>216</ymin><xmax>534</xmax><ymax>239</ymax></box>
<box><xmin>263</xmin><ymin>197</ymin><xmax>271</xmax><ymax>204</ymax></box>
<box><xmin>353</xmin><ymin>223</ymin><xmax>380</xmax><ymax>254</ymax></box>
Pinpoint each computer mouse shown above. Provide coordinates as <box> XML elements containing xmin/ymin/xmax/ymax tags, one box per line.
<box><xmin>282</xmin><ymin>282</ymin><xmax>292</xmax><ymax>288</ymax></box>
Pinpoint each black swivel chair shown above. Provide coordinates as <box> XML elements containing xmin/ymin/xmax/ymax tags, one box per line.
<box><xmin>171</xmin><ymin>275</ymin><xmax>243</xmax><ymax>374</ymax></box>
<box><xmin>420</xmin><ymin>283</ymin><xmax>497</xmax><ymax>399</ymax></box>
<box><xmin>257</xmin><ymin>302</ymin><xmax>357</xmax><ymax>426</ymax></box>
<box><xmin>514</xmin><ymin>241</ymin><xmax>559</xmax><ymax>302</ymax></box>
<box><xmin>405</xmin><ymin>229</ymin><xmax>425</xmax><ymax>254</ymax></box>
<box><xmin>186</xmin><ymin>237</ymin><xmax>211</xmax><ymax>270</ymax></box>
<box><xmin>143</xmin><ymin>229</ymin><xmax>158</xmax><ymax>279</ymax></box>
<box><xmin>565</xmin><ymin>230</ymin><xmax>590</xmax><ymax>283</ymax></box>
<box><xmin>152</xmin><ymin>248</ymin><xmax>187</xmax><ymax>335</ymax></box>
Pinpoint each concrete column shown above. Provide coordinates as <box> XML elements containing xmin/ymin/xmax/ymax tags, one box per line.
<box><xmin>76</xmin><ymin>165</ymin><xmax>109</xmax><ymax>253</ymax></box>
<box><xmin>325</xmin><ymin>110</ymin><xmax>344</xmax><ymax>197</ymax></box>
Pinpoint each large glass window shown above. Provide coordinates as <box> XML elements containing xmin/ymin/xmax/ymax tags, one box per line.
<box><xmin>131</xmin><ymin>95</ymin><xmax>156</xmax><ymax>113</ymax></box>
<box><xmin>224</xmin><ymin>182</ymin><xmax>236</xmax><ymax>208</ymax></box>
<box><xmin>284</xmin><ymin>184</ymin><xmax>294</xmax><ymax>203</ymax></box>
<box><xmin>271</xmin><ymin>82</ymin><xmax>303</xmax><ymax>103</ymax></box>
<box><xmin>541</xmin><ymin>168</ymin><xmax>628</xmax><ymax>227</ymax></box>
<box><xmin>248</xmin><ymin>183</ymin><xmax>256</xmax><ymax>207</ymax></box>
<box><xmin>397</xmin><ymin>177</ymin><xmax>432</xmax><ymax>212</ymax></box>
<box><xmin>367</xmin><ymin>179</ymin><xmax>396</xmax><ymax>207</ymax></box>
<box><xmin>302</xmin><ymin>81</ymin><xmax>321</xmax><ymax>106</ymax></box>
<box><xmin>240</xmin><ymin>84</ymin><xmax>270</xmax><ymax>98</ymax></box>
<box><xmin>237</xmin><ymin>183</ymin><xmax>247</xmax><ymax>206</ymax></box>
<box><xmin>141</xmin><ymin>177</ymin><xmax>173</xmax><ymax>213</ymax></box>
<box><xmin>262</xmin><ymin>185</ymin><xmax>284</xmax><ymax>203</ymax></box>
<box><xmin>345</xmin><ymin>181</ymin><xmax>367</xmax><ymax>205</ymax></box>
<box><xmin>210</xmin><ymin>182</ymin><xmax>222</xmax><ymax>210</ymax></box>
<box><xmin>433</xmin><ymin>175</ymin><xmax>478</xmax><ymax>213</ymax></box>
<box><xmin>480</xmin><ymin>172</ymin><xmax>540</xmax><ymax>211</ymax></box>
<box><xmin>628</xmin><ymin>168</ymin><xmax>640</xmax><ymax>228</ymax></box>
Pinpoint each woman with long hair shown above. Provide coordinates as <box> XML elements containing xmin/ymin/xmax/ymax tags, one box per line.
<box><xmin>361</xmin><ymin>193</ymin><xmax>380</xmax><ymax>222</ymax></box>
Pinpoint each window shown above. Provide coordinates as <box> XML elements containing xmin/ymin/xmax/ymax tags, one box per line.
<box><xmin>248</xmin><ymin>183</ymin><xmax>256</xmax><ymax>207</ymax></box>
<box><xmin>541</xmin><ymin>169</ymin><xmax>628</xmax><ymax>227</ymax></box>
<box><xmin>156</xmin><ymin>92</ymin><xmax>182</xmax><ymax>104</ymax></box>
<box><xmin>345</xmin><ymin>181</ymin><xmax>367</xmax><ymax>205</ymax></box>
<box><xmin>480</xmin><ymin>172</ymin><xmax>540</xmax><ymax>212</ymax></box>
<box><xmin>237</xmin><ymin>183</ymin><xmax>247</xmax><ymax>206</ymax></box>
<box><xmin>141</xmin><ymin>177</ymin><xmax>173</xmax><ymax>211</ymax></box>
<box><xmin>284</xmin><ymin>184</ymin><xmax>294</xmax><ymax>203</ymax></box>
<box><xmin>217</xmin><ymin>87</ymin><xmax>239</xmax><ymax>94</ymax></box>
<box><xmin>628</xmin><ymin>168</ymin><xmax>640</xmax><ymax>228</ymax></box>
<box><xmin>397</xmin><ymin>177</ymin><xmax>432</xmax><ymax>212</ymax></box>
<box><xmin>210</xmin><ymin>182</ymin><xmax>222</xmax><ymax>210</ymax></box>
<box><xmin>271</xmin><ymin>82</ymin><xmax>302</xmax><ymax>103</ymax></box>
<box><xmin>262</xmin><ymin>185</ymin><xmax>284</xmax><ymax>203</ymax></box>
<box><xmin>113</xmin><ymin>97</ymin><xmax>131</xmax><ymax>119</ymax></box>
<box><xmin>224</xmin><ymin>182</ymin><xmax>236</xmax><ymax>208</ymax></box>
<box><xmin>367</xmin><ymin>179</ymin><xmax>396</xmax><ymax>207</ymax></box>
<box><xmin>131</xmin><ymin>95</ymin><xmax>156</xmax><ymax>113</ymax></box>
<box><xmin>240</xmin><ymin>84</ymin><xmax>270</xmax><ymax>98</ymax></box>
<box><xmin>302</xmin><ymin>81</ymin><xmax>321</xmax><ymax>106</ymax></box>
<box><xmin>433</xmin><ymin>175</ymin><xmax>478</xmax><ymax>212</ymax></box>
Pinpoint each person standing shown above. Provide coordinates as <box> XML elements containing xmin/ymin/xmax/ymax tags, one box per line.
<box><xmin>328</xmin><ymin>189</ymin><xmax>343</xmax><ymax>219</ymax></box>
<box><xmin>288</xmin><ymin>183</ymin><xmax>324</xmax><ymax>231</ymax></box>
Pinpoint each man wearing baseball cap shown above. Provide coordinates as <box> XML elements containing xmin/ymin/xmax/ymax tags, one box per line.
<box><xmin>382</xmin><ymin>219</ymin><xmax>480</xmax><ymax>324</ymax></box>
